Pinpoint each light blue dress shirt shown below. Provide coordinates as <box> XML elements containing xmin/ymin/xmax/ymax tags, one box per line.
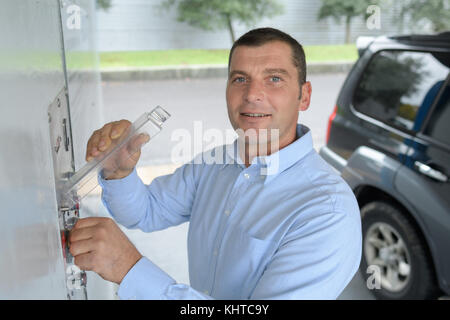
<box><xmin>99</xmin><ymin>124</ymin><xmax>362</xmax><ymax>300</ymax></box>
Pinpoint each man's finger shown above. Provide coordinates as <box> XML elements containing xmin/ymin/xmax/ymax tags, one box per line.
<box><xmin>86</xmin><ymin>130</ymin><xmax>102</xmax><ymax>161</ymax></box>
<box><xmin>73</xmin><ymin>217</ymin><xmax>105</xmax><ymax>230</ymax></box>
<box><xmin>98</xmin><ymin>123</ymin><xmax>114</xmax><ymax>152</ymax></box>
<box><xmin>85</xmin><ymin>120</ymin><xmax>131</xmax><ymax>162</ymax></box>
<box><xmin>69</xmin><ymin>226</ymin><xmax>97</xmax><ymax>243</ymax></box>
<box><xmin>70</xmin><ymin>238</ymin><xmax>95</xmax><ymax>257</ymax></box>
<box><xmin>73</xmin><ymin>252</ymin><xmax>95</xmax><ymax>271</ymax></box>
<box><xmin>110</xmin><ymin>119</ymin><xmax>131</xmax><ymax>139</ymax></box>
<box><xmin>126</xmin><ymin>133</ymin><xmax>150</xmax><ymax>155</ymax></box>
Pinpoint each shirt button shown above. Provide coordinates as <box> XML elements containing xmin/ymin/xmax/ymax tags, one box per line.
<box><xmin>224</xmin><ymin>209</ymin><xmax>230</xmax><ymax>216</ymax></box>
<box><xmin>203</xmin><ymin>290</ymin><xmax>209</xmax><ymax>295</ymax></box>
<box><xmin>213</xmin><ymin>249</ymin><xmax>218</xmax><ymax>256</ymax></box>
<box><xmin>244</xmin><ymin>173</ymin><xmax>250</xmax><ymax>179</ymax></box>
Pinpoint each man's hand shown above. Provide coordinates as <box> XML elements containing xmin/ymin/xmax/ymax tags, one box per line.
<box><xmin>69</xmin><ymin>217</ymin><xmax>142</xmax><ymax>284</ymax></box>
<box><xmin>86</xmin><ymin>120</ymin><xmax>150</xmax><ymax>180</ymax></box>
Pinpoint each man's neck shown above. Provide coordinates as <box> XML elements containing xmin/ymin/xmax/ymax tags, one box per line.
<box><xmin>239</xmin><ymin>130</ymin><xmax>298</xmax><ymax>168</ymax></box>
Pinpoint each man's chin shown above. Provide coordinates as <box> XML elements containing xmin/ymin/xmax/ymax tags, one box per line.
<box><xmin>235</xmin><ymin>126</ymin><xmax>279</xmax><ymax>145</ymax></box>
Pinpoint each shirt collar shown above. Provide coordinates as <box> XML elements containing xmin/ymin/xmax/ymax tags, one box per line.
<box><xmin>222</xmin><ymin>124</ymin><xmax>314</xmax><ymax>184</ymax></box>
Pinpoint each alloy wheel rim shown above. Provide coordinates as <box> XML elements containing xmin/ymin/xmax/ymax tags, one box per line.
<box><xmin>364</xmin><ymin>222</ymin><xmax>412</xmax><ymax>292</ymax></box>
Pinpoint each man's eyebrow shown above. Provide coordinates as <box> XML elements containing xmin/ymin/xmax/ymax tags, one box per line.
<box><xmin>229</xmin><ymin>70</ymin><xmax>249</xmax><ymax>78</ymax></box>
<box><xmin>263</xmin><ymin>68</ymin><xmax>291</xmax><ymax>77</ymax></box>
<box><xmin>229</xmin><ymin>68</ymin><xmax>291</xmax><ymax>78</ymax></box>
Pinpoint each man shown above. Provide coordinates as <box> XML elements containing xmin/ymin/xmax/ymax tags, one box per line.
<box><xmin>69</xmin><ymin>28</ymin><xmax>362</xmax><ymax>299</ymax></box>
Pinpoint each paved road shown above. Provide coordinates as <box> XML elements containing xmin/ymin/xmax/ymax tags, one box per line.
<box><xmin>96</xmin><ymin>74</ymin><xmax>376</xmax><ymax>299</ymax></box>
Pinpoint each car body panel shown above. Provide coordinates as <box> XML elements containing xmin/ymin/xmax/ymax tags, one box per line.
<box><xmin>395</xmin><ymin>165</ymin><xmax>450</xmax><ymax>294</ymax></box>
<box><xmin>321</xmin><ymin>33</ymin><xmax>450</xmax><ymax>297</ymax></box>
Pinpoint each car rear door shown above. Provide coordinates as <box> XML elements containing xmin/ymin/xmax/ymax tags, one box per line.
<box><xmin>395</xmin><ymin>73</ymin><xmax>450</xmax><ymax>295</ymax></box>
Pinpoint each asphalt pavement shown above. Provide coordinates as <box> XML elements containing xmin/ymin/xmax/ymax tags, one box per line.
<box><xmin>95</xmin><ymin>73</ymin><xmax>376</xmax><ymax>299</ymax></box>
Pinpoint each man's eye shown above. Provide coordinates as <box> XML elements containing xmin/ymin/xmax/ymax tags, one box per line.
<box><xmin>270</xmin><ymin>76</ymin><xmax>281</xmax><ymax>82</ymax></box>
<box><xmin>233</xmin><ymin>77</ymin><xmax>246</xmax><ymax>83</ymax></box>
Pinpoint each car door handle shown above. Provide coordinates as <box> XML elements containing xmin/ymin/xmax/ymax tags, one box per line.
<box><xmin>414</xmin><ymin>161</ymin><xmax>448</xmax><ymax>182</ymax></box>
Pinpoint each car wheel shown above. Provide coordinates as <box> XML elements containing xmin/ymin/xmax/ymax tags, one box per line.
<box><xmin>359</xmin><ymin>201</ymin><xmax>441</xmax><ymax>299</ymax></box>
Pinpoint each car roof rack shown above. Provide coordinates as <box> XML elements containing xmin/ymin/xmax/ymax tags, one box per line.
<box><xmin>388</xmin><ymin>31</ymin><xmax>450</xmax><ymax>46</ymax></box>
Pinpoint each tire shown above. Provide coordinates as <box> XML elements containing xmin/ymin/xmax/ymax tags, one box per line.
<box><xmin>359</xmin><ymin>201</ymin><xmax>441</xmax><ymax>299</ymax></box>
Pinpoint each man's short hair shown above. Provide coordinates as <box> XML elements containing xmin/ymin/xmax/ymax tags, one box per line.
<box><xmin>228</xmin><ymin>27</ymin><xmax>307</xmax><ymax>88</ymax></box>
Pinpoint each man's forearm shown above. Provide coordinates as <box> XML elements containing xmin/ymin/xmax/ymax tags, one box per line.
<box><xmin>99</xmin><ymin>168</ymin><xmax>150</xmax><ymax>229</ymax></box>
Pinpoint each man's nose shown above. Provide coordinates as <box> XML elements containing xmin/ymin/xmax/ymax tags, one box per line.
<box><xmin>244</xmin><ymin>80</ymin><xmax>264</xmax><ymax>103</ymax></box>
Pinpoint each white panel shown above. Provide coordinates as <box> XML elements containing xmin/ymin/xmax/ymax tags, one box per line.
<box><xmin>0</xmin><ymin>0</ymin><xmax>68</xmax><ymax>299</ymax></box>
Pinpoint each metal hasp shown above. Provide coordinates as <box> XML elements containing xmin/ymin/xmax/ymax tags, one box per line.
<box><xmin>48</xmin><ymin>88</ymin><xmax>88</xmax><ymax>299</ymax></box>
<box><xmin>59</xmin><ymin>205</ymin><xmax>88</xmax><ymax>299</ymax></box>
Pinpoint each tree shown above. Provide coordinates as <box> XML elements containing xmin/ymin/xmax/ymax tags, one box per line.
<box><xmin>96</xmin><ymin>0</ymin><xmax>112</xmax><ymax>11</ymax></box>
<box><xmin>161</xmin><ymin>0</ymin><xmax>284</xmax><ymax>43</ymax></box>
<box><xmin>317</xmin><ymin>0</ymin><xmax>378</xmax><ymax>44</ymax></box>
<box><xmin>399</xmin><ymin>0</ymin><xmax>450</xmax><ymax>33</ymax></box>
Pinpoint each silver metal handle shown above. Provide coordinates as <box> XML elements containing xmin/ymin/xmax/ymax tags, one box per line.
<box><xmin>414</xmin><ymin>161</ymin><xmax>448</xmax><ymax>182</ymax></box>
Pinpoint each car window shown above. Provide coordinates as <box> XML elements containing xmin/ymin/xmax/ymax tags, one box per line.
<box><xmin>353</xmin><ymin>50</ymin><xmax>450</xmax><ymax>132</ymax></box>
<box><xmin>423</xmin><ymin>83</ymin><xmax>450</xmax><ymax>146</ymax></box>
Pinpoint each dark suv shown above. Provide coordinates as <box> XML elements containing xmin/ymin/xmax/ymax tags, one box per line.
<box><xmin>320</xmin><ymin>32</ymin><xmax>450</xmax><ymax>300</ymax></box>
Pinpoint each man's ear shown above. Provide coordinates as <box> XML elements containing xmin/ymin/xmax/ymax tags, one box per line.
<box><xmin>298</xmin><ymin>81</ymin><xmax>312</xmax><ymax>111</ymax></box>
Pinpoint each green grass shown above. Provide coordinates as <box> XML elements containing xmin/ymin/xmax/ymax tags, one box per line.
<box><xmin>99</xmin><ymin>44</ymin><xmax>357</xmax><ymax>68</ymax></box>
<box><xmin>100</xmin><ymin>49</ymin><xmax>230</xmax><ymax>68</ymax></box>
<box><xmin>303</xmin><ymin>44</ymin><xmax>358</xmax><ymax>62</ymax></box>
<box><xmin>0</xmin><ymin>45</ymin><xmax>358</xmax><ymax>71</ymax></box>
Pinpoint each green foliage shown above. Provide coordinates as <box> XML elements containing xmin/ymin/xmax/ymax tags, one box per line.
<box><xmin>317</xmin><ymin>0</ymin><xmax>373</xmax><ymax>22</ymax></box>
<box><xmin>96</xmin><ymin>0</ymin><xmax>112</xmax><ymax>11</ymax></box>
<box><xmin>161</xmin><ymin>0</ymin><xmax>283</xmax><ymax>42</ymax></box>
<box><xmin>317</xmin><ymin>0</ymin><xmax>381</xmax><ymax>43</ymax></box>
<box><xmin>399</xmin><ymin>0</ymin><xmax>450</xmax><ymax>32</ymax></box>
<box><xmin>356</xmin><ymin>51</ymin><xmax>428</xmax><ymax>115</ymax></box>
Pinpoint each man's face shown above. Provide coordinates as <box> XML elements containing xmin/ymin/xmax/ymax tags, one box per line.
<box><xmin>226</xmin><ymin>40</ymin><xmax>311</xmax><ymax>148</ymax></box>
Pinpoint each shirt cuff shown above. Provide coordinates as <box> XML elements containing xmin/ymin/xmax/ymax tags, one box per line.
<box><xmin>98</xmin><ymin>167</ymin><xmax>141</xmax><ymax>195</ymax></box>
<box><xmin>117</xmin><ymin>257</ymin><xmax>176</xmax><ymax>300</ymax></box>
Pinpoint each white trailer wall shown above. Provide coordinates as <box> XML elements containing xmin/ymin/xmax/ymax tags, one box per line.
<box><xmin>0</xmin><ymin>0</ymin><xmax>108</xmax><ymax>299</ymax></box>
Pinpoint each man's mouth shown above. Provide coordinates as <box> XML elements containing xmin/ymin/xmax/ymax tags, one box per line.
<box><xmin>240</xmin><ymin>113</ymin><xmax>271</xmax><ymax>118</ymax></box>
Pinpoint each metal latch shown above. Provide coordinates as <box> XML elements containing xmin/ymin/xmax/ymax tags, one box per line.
<box><xmin>59</xmin><ymin>203</ymin><xmax>88</xmax><ymax>299</ymax></box>
<box><xmin>49</xmin><ymin>89</ymin><xmax>88</xmax><ymax>299</ymax></box>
